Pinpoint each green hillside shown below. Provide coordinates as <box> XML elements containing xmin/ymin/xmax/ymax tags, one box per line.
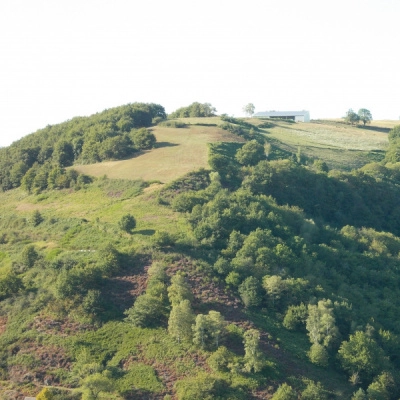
<box><xmin>1</xmin><ymin>103</ymin><xmax>400</xmax><ymax>399</ymax></box>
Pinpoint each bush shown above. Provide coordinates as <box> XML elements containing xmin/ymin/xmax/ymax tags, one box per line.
<box><xmin>131</xmin><ymin>128</ymin><xmax>156</xmax><ymax>150</ymax></box>
<box><xmin>271</xmin><ymin>383</ymin><xmax>297</xmax><ymax>400</ymax></box>
<box><xmin>31</xmin><ymin>210</ymin><xmax>44</xmax><ymax>226</ymax></box>
<box><xmin>152</xmin><ymin>230</ymin><xmax>176</xmax><ymax>247</ymax></box>
<box><xmin>159</xmin><ymin>120</ymin><xmax>187</xmax><ymax>128</ymax></box>
<box><xmin>119</xmin><ymin>214</ymin><xmax>136</xmax><ymax>233</ymax></box>
<box><xmin>301</xmin><ymin>380</ymin><xmax>328</xmax><ymax>400</ymax></box>
<box><xmin>308</xmin><ymin>343</ymin><xmax>329</xmax><ymax>367</ymax></box>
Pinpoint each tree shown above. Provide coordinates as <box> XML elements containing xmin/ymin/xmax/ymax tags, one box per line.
<box><xmin>81</xmin><ymin>372</ymin><xmax>114</xmax><ymax>400</ymax></box>
<box><xmin>308</xmin><ymin>342</ymin><xmax>329</xmax><ymax>367</ymax></box>
<box><xmin>366</xmin><ymin>371</ymin><xmax>395</xmax><ymax>400</ymax></box>
<box><xmin>168</xmin><ymin>273</ymin><xmax>193</xmax><ymax>306</ymax></box>
<box><xmin>306</xmin><ymin>300</ymin><xmax>339</xmax><ymax>348</ymax></box>
<box><xmin>21</xmin><ymin>244</ymin><xmax>39</xmax><ymax>269</ymax></box>
<box><xmin>131</xmin><ymin>128</ymin><xmax>156</xmax><ymax>150</ymax></box>
<box><xmin>243</xmin><ymin>103</ymin><xmax>255</xmax><ymax>117</ymax></box>
<box><xmin>118</xmin><ymin>213</ymin><xmax>136</xmax><ymax>233</ymax></box>
<box><xmin>193</xmin><ymin>311</ymin><xmax>225</xmax><ymax>350</ymax></box>
<box><xmin>238</xmin><ymin>276</ymin><xmax>262</xmax><ymax>308</ymax></box>
<box><xmin>263</xmin><ymin>275</ymin><xmax>287</xmax><ymax>309</ymax></box>
<box><xmin>36</xmin><ymin>387</ymin><xmax>54</xmax><ymax>400</ymax></box>
<box><xmin>243</xmin><ymin>328</ymin><xmax>263</xmax><ymax>373</ymax></box>
<box><xmin>168</xmin><ymin>300</ymin><xmax>195</xmax><ymax>343</ymax></box>
<box><xmin>337</xmin><ymin>331</ymin><xmax>389</xmax><ymax>382</ymax></box>
<box><xmin>351</xmin><ymin>388</ymin><xmax>366</xmax><ymax>400</ymax></box>
<box><xmin>193</xmin><ymin>313</ymin><xmax>210</xmax><ymax>349</ymax></box>
<box><xmin>344</xmin><ymin>108</ymin><xmax>360</xmax><ymax>125</ymax></box>
<box><xmin>271</xmin><ymin>383</ymin><xmax>297</xmax><ymax>400</ymax></box>
<box><xmin>125</xmin><ymin>293</ymin><xmax>165</xmax><ymax>327</ymax></box>
<box><xmin>31</xmin><ymin>210</ymin><xmax>44</xmax><ymax>226</ymax></box>
<box><xmin>358</xmin><ymin>108</ymin><xmax>372</xmax><ymax>126</ymax></box>
<box><xmin>301</xmin><ymin>380</ymin><xmax>328</xmax><ymax>400</ymax></box>
<box><xmin>283</xmin><ymin>303</ymin><xmax>308</xmax><ymax>330</ymax></box>
<box><xmin>235</xmin><ymin>140</ymin><xmax>265</xmax><ymax>166</ymax></box>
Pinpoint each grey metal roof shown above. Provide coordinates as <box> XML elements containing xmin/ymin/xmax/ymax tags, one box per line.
<box><xmin>254</xmin><ymin>111</ymin><xmax>308</xmax><ymax>117</ymax></box>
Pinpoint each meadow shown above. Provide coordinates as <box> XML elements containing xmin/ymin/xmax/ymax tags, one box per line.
<box><xmin>73</xmin><ymin>117</ymin><xmax>392</xmax><ymax>181</ymax></box>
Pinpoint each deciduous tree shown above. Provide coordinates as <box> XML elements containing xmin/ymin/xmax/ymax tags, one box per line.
<box><xmin>168</xmin><ymin>299</ymin><xmax>195</xmax><ymax>343</ymax></box>
<box><xmin>243</xmin><ymin>103</ymin><xmax>255</xmax><ymax>117</ymax></box>
<box><xmin>358</xmin><ymin>108</ymin><xmax>372</xmax><ymax>126</ymax></box>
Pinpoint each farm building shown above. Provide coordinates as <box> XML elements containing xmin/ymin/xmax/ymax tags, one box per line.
<box><xmin>253</xmin><ymin>110</ymin><xmax>310</xmax><ymax>122</ymax></box>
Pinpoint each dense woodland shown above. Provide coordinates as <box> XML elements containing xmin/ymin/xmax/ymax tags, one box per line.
<box><xmin>1</xmin><ymin>103</ymin><xmax>400</xmax><ymax>399</ymax></box>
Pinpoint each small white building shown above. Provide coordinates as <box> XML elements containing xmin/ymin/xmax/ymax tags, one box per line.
<box><xmin>253</xmin><ymin>110</ymin><xmax>310</xmax><ymax>122</ymax></box>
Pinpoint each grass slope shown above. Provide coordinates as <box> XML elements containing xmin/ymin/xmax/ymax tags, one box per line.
<box><xmin>73</xmin><ymin>118</ymin><xmax>394</xmax><ymax>182</ymax></box>
<box><xmin>256</xmin><ymin>118</ymin><xmax>392</xmax><ymax>170</ymax></box>
<box><xmin>73</xmin><ymin>123</ymin><xmax>244</xmax><ymax>183</ymax></box>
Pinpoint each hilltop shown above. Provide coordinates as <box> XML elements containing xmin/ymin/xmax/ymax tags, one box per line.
<box><xmin>1</xmin><ymin>103</ymin><xmax>400</xmax><ymax>399</ymax></box>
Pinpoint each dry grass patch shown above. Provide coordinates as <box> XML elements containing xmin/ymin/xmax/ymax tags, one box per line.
<box><xmin>73</xmin><ymin>125</ymin><xmax>244</xmax><ymax>183</ymax></box>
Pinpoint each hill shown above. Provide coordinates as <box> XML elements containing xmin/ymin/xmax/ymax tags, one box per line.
<box><xmin>73</xmin><ymin>117</ymin><xmax>390</xmax><ymax>182</ymax></box>
<box><xmin>1</xmin><ymin>105</ymin><xmax>400</xmax><ymax>399</ymax></box>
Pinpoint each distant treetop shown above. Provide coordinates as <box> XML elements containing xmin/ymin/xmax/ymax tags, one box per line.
<box><xmin>169</xmin><ymin>102</ymin><xmax>217</xmax><ymax>118</ymax></box>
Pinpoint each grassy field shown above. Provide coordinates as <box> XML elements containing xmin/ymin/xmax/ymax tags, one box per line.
<box><xmin>73</xmin><ymin>118</ymin><xmax>397</xmax><ymax>181</ymax></box>
<box><xmin>252</xmin><ymin>118</ymin><xmax>394</xmax><ymax>170</ymax></box>
<box><xmin>73</xmin><ymin>124</ymin><xmax>244</xmax><ymax>183</ymax></box>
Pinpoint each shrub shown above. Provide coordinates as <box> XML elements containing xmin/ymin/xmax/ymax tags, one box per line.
<box><xmin>308</xmin><ymin>343</ymin><xmax>329</xmax><ymax>367</ymax></box>
<box><xmin>118</xmin><ymin>214</ymin><xmax>136</xmax><ymax>233</ymax></box>
<box><xmin>31</xmin><ymin>210</ymin><xmax>44</xmax><ymax>226</ymax></box>
<box><xmin>131</xmin><ymin>128</ymin><xmax>156</xmax><ymax>150</ymax></box>
<box><xmin>271</xmin><ymin>383</ymin><xmax>297</xmax><ymax>400</ymax></box>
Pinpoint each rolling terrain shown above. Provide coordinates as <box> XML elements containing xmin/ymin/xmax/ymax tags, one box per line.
<box><xmin>1</xmin><ymin>107</ymin><xmax>400</xmax><ymax>399</ymax></box>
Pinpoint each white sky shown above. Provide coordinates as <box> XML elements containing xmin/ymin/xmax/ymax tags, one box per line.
<box><xmin>1</xmin><ymin>0</ymin><xmax>399</xmax><ymax>147</ymax></box>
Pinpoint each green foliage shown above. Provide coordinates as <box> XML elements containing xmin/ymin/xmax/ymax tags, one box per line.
<box><xmin>351</xmin><ymin>388</ymin><xmax>367</xmax><ymax>400</ymax></box>
<box><xmin>0</xmin><ymin>272</ymin><xmax>23</xmax><ymax>300</ymax></box>
<box><xmin>238</xmin><ymin>276</ymin><xmax>262</xmax><ymax>308</ymax></box>
<box><xmin>243</xmin><ymin>103</ymin><xmax>255</xmax><ymax>117</ymax></box>
<box><xmin>168</xmin><ymin>299</ymin><xmax>195</xmax><ymax>344</ymax></box>
<box><xmin>152</xmin><ymin>230</ymin><xmax>176</xmax><ymax>247</ymax></box>
<box><xmin>337</xmin><ymin>331</ymin><xmax>389</xmax><ymax>382</ymax></box>
<box><xmin>169</xmin><ymin>102</ymin><xmax>217</xmax><ymax>118</ymax></box>
<box><xmin>36</xmin><ymin>387</ymin><xmax>55</xmax><ymax>400</ymax></box>
<box><xmin>31</xmin><ymin>209</ymin><xmax>44</xmax><ymax>226</ymax></box>
<box><xmin>366</xmin><ymin>371</ymin><xmax>395</xmax><ymax>400</ymax></box>
<box><xmin>207</xmin><ymin>346</ymin><xmax>235</xmax><ymax>372</ymax></box>
<box><xmin>131</xmin><ymin>128</ymin><xmax>157</xmax><ymax>150</ymax></box>
<box><xmin>118</xmin><ymin>213</ymin><xmax>136</xmax><ymax>233</ymax></box>
<box><xmin>344</xmin><ymin>108</ymin><xmax>360</xmax><ymax>125</ymax></box>
<box><xmin>308</xmin><ymin>343</ymin><xmax>329</xmax><ymax>367</ymax></box>
<box><xmin>235</xmin><ymin>140</ymin><xmax>265</xmax><ymax>166</ymax></box>
<box><xmin>117</xmin><ymin>363</ymin><xmax>164</xmax><ymax>394</ymax></box>
<box><xmin>301</xmin><ymin>380</ymin><xmax>328</xmax><ymax>400</ymax></box>
<box><xmin>21</xmin><ymin>244</ymin><xmax>39</xmax><ymax>269</ymax></box>
<box><xmin>125</xmin><ymin>293</ymin><xmax>166</xmax><ymax>328</ymax></box>
<box><xmin>0</xmin><ymin>102</ymin><xmax>162</xmax><ymax>191</ymax></box>
<box><xmin>283</xmin><ymin>303</ymin><xmax>307</xmax><ymax>330</ymax></box>
<box><xmin>174</xmin><ymin>372</ymin><xmax>226</xmax><ymax>400</ymax></box>
<box><xmin>271</xmin><ymin>383</ymin><xmax>297</xmax><ymax>400</ymax></box>
<box><xmin>80</xmin><ymin>372</ymin><xmax>114</xmax><ymax>399</ymax></box>
<box><xmin>159</xmin><ymin>120</ymin><xmax>187</xmax><ymax>128</ymax></box>
<box><xmin>358</xmin><ymin>108</ymin><xmax>372</xmax><ymax>126</ymax></box>
<box><xmin>306</xmin><ymin>300</ymin><xmax>339</xmax><ymax>348</ymax></box>
<box><xmin>168</xmin><ymin>273</ymin><xmax>193</xmax><ymax>306</ymax></box>
<box><xmin>193</xmin><ymin>311</ymin><xmax>225</xmax><ymax>350</ymax></box>
<box><xmin>243</xmin><ymin>329</ymin><xmax>264</xmax><ymax>373</ymax></box>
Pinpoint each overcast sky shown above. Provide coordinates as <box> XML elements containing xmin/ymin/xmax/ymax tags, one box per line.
<box><xmin>1</xmin><ymin>0</ymin><xmax>399</xmax><ymax>147</ymax></box>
